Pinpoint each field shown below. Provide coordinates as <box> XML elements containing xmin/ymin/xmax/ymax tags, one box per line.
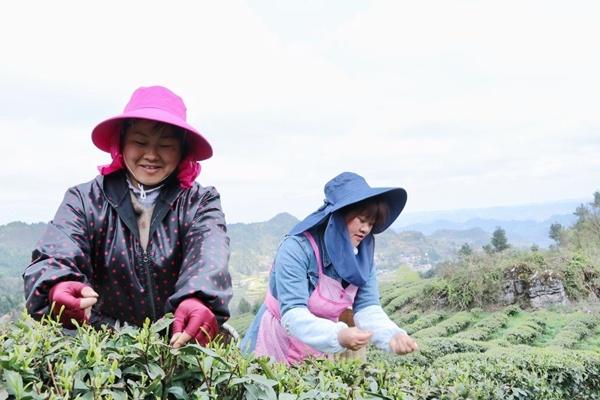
<box><xmin>196</xmin><ymin>276</ymin><xmax>600</xmax><ymax>399</ymax></box>
<box><xmin>5</xmin><ymin>215</ymin><xmax>600</xmax><ymax>399</ymax></box>
<box><xmin>3</xmin><ymin>298</ymin><xmax>600</xmax><ymax>399</ymax></box>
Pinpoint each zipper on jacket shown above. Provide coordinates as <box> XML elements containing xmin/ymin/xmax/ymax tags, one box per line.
<box><xmin>141</xmin><ymin>249</ymin><xmax>157</xmax><ymax>321</ymax></box>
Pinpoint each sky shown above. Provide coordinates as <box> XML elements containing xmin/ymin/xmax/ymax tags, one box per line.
<box><xmin>1</xmin><ymin>1</ymin><xmax>599</xmax><ymax>225</ymax></box>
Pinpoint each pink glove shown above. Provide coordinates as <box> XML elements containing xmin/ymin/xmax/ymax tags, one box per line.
<box><xmin>170</xmin><ymin>298</ymin><xmax>218</xmax><ymax>348</ymax></box>
<box><xmin>48</xmin><ymin>281</ymin><xmax>98</xmax><ymax>328</ymax></box>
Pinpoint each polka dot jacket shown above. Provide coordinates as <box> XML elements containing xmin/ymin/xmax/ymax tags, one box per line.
<box><xmin>23</xmin><ymin>170</ymin><xmax>232</xmax><ymax>328</ymax></box>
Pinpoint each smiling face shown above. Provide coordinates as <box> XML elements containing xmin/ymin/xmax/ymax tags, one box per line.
<box><xmin>122</xmin><ymin>119</ymin><xmax>183</xmax><ymax>187</ymax></box>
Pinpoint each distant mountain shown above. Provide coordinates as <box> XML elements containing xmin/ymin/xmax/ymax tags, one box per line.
<box><xmin>0</xmin><ymin>206</ymin><xmax>584</xmax><ymax>314</ymax></box>
<box><xmin>0</xmin><ymin>206</ymin><xmax>580</xmax><ymax>281</ymax></box>
<box><xmin>227</xmin><ymin>212</ymin><xmax>298</xmax><ymax>276</ymax></box>
<box><xmin>0</xmin><ymin>213</ymin><xmax>448</xmax><ymax>281</ymax></box>
<box><xmin>0</xmin><ymin>213</ymin><xmax>301</xmax><ymax>280</ymax></box>
<box><xmin>0</xmin><ymin>196</ymin><xmax>585</xmax><ymax>280</ymax></box>
<box><xmin>0</xmin><ymin>221</ymin><xmax>46</xmax><ymax>250</ymax></box>
<box><xmin>428</xmin><ymin>227</ymin><xmax>490</xmax><ymax>248</ymax></box>
<box><xmin>395</xmin><ymin>198</ymin><xmax>585</xmax><ymax>226</ymax></box>
<box><xmin>391</xmin><ymin>198</ymin><xmax>588</xmax><ymax>247</ymax></box>
<box><xmin>0</xmin><ymin>221</ymin><xmax>46</xmax><ymax>275</ymax></box>
<box><xmin>398</xmin><ymin>214</ymin><xmax>577</xmax><ymax>247</ymax></box>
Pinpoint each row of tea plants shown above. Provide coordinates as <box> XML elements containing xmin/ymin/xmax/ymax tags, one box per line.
<box><xmin>2</xmin><ymin>310</ymin><xmax>600</xmax><ymax>399</ymax></box>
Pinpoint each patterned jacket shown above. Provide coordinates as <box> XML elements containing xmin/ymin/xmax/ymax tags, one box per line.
<box><xmin>23</xmin><ymin>170</ymin><xmax>232</xmax><ymax>327</ymax></box>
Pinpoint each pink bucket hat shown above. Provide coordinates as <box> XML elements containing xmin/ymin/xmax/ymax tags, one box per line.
<box><xmin>91</xmin><ymin>86</ymin><xmax>213</xmax><ymax>161</ymax></box>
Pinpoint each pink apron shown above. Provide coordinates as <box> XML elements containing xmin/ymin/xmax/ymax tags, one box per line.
<box><xmin>254</xmin><ymin>232</ymin><xmax>359</xmax><ymax>364</ymax></box>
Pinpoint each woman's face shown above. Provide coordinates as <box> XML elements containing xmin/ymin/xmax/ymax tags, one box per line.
<box><xmin>346</xmin><ymin>214</ymin><xmax>375</xmax><ymax>247</ymax></box>
<box><xmin>122</xmin><ymin>119</ymin><xmax>182</xmax><ymax>187</ymax></box>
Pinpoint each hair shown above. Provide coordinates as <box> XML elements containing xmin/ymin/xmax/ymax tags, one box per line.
<box><xmin>97</xmin><ymin>118</ymin><xmax>201</xmax><ymax>188</ymax></box>
<box><xmin>341</xmin><ymin>197</ymin><xmax>390</xmax><ymax>228</ymax></box>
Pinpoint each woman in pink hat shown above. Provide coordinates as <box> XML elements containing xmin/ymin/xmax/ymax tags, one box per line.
<box><xmin>23</xmin><ymin>86</ymin><xmax>232</xmax><ymax>347</ymax></box>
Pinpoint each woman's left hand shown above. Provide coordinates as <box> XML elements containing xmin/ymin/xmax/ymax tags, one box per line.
<box><xmin>170</xmin><ymin>298</ymin><xmax>218</xmax><ymax>348</ymax></box>
<box><xmin>389</xmin><ymin>333</ymin><xmax>418</xmax><ymax>355</ymax></box>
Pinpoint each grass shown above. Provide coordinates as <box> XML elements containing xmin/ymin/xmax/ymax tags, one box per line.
<box><xmin>580</xmin><ymin>326</ymin><xmax>600</xmax><ymax>352</ymax></box>
<box><xmin>227</xmin><ymin>312</ymin><xmax>256</xmax><ymax>337</ymax></box>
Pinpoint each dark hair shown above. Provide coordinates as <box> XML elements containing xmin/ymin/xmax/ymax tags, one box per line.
<box><xmin>342</xmin><ymin>197</ymin><xmax>390</xmax><ymax>228</ymax></box>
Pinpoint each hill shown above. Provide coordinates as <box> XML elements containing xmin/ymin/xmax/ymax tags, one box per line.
<box><xmin>0</xmin><ymin>214</ymin><xmax>462</xmax><ymax>312</ymax></box>
<box><xmin>3</xmin><ymin>195</ymin><xmax>600</xmax><ymax>398</ymax></box>
<box><xmin>227</xmin><ymin>212</ymin><xmax>298</xmax><ymax>276</ymax></box>
<box><xmin>395</xmin><ymin>198</ymin><xmax>585</xmax><ymax>226</ymax></box>
<box><xmin>0</xmin><ymin>204</ymin><xmax>584</xmax><ymax>314</ymax></box>
<box><xmin>0</xmin><ymin>221</ymin><xmax>46</xmax><ymax>275</ymax></box>
<box><xmin>398</xmin><ymin>214</ymin><xmax>577</xmax><ymax>247</ymax></box>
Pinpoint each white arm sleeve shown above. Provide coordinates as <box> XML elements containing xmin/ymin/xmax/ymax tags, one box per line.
<box><xmin>354</xmin><ymin>305</ymin><xmax>406</xmax><ymax>352</ymax></box>
<box><xmin>281</xmin><ymin>307</ymin><xmax>348</xmax><ymax>354</ymax></box>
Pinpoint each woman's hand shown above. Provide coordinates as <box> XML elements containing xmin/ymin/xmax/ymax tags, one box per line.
<box><xmin>49</xmin><ymin>281</ymin><xmax>99</xmax><ymax>327</ymax></box>
<box><xmin>337</xmin><ymin>327</ymin><xmax>373</xmax><ymax>351</ymax></box>
<box><xmin>170</xmin><ymin>298</ymin><xmax>218</xmax><ymax>348</ymax></box>
<box><xmin>389</xmin><ymin>333</ymin><xmax>418</xmax><ymax>354</ymax></box>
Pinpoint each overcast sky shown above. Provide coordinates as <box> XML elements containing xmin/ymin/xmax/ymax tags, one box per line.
<box><xmin>1</xmin><ymin>1</ymin><xmax>599</xmax><ymax>225</ymax></box>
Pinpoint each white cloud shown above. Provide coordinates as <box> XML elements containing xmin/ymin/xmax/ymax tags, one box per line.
<box><xmin>1</xmin><ymin>1</ymin><xmax>599</xmax><ymax>225</ymax></box>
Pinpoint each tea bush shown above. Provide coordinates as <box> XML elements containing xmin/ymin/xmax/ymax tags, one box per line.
<box><xmin>453</xmin><ymin>312</ymin><xmax>509</xmax><ymax>341</ymax></box>
<box><xmin>412</xmin><ymin>312</ymin><xmax>474</xmax><ymax>339</ymax></box>
<box><xmin>503</xmin><ymin>314</ymin><xmax>547</xmax><ymax>345</ymax></box>
<box><xmin>548</xmin><ymin>312</ymin><xmax>600</xmax><ymax>349</ymax></box>
<box><xmin>401</xmin><ymin>311</ymin><xmax>447</xmax><ymax>335</ymax></box>
<box><xmin>3</xmin><ymin>311</ymin><xmax>600</xmax><ymax>399</ymax></box>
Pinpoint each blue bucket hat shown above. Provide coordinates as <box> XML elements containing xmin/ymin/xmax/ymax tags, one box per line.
<box><xmin>289</xmin><ymin>172</ymin><xmax>407</xmax><ymax>236</ymax></box>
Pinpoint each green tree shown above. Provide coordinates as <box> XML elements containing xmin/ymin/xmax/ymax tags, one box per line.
<box><xmin>490</xmin><ymin>227</ymin><xmax>510</xmax><ymax>252</ymax></box>
<box><xmin>530</xmin><ymin>244</ymin><xmax>539</xmax><ymax>252</ymax></box>
<box><xmin>458</xmin><ymin>243</ymin><xmax>473</xmax><ymax>257</ymax></box>
<box><xmin>549</xmin><ymin>223</ymin><xmax>564</xmax><ymax>247</ymax></box>
<box><xmin>572</xmin><ymin>193</ymin><xmax>600</xmax><ymax>249</ymax></box>
<box><xmin>482</xmin><ymin>244</ymin><xmax>494</xmax><ymax>255</ymax></box>
<box><xmin>594</xmin><ymin>191</ymin><xmax>600</xmax><ymax>208</ymax></box>
<box><xmin>237</xmin><ymin>297</ymin><xmax>251</xmax><ymax>314</ymax></box>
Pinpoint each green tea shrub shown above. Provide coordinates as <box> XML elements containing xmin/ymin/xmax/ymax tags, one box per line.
<box><xmin>454</xmin><ymin>312</ymin><xmax>509</xmax><ymax>341</ymax></box>
<box><xmin>402</xmin><ymin>311</ymin><xmax>447</xmax><ymax>335</ymax></box>
<box><xmin>392</xmin><ymin>311</ymin><xmax>419</xmax><ymax>327</ymax></box>
<box><xmin>412</xmin><ymin>311</ymin><xmax>474</xmax><ymax>338</ymax></box>
<box><xmin>433</xmin><ymin>346</ymin><xmax>600</xmax><ymax>399</ymax></box>
<box><xmin>504</xmin><ymin>314</ymin><xmax>547</xmax><ymax>345</ymax></box>
<box><xmin>3</xmin><ymin>311</ymin><xmax>600</xmax><ymax>400</ymax></box>
<box><xmin>560</xmin><ymin>253</ymin><xmax>600</xmax><ymax>300</ymax></box>
<box><xmin>504</xmin><ymin>304</ymin><xmax>521</xmax><ymax>316</ymax></box>
<box><xmin>381</xmin><ymin>279</ymin><xmax>435</xmax><ymax>314</ymax></box>
<box><xmin>549</xmin><ymin>312</ymin><xmax>600</xmax><ymax>349</ymax></box>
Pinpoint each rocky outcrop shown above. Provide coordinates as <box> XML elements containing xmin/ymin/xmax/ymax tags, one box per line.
<box><xmin>501</xmin><ymin>267</ymin><xmax>567</xmax><ymax>308</ymax></box>
<box><xmin>528</xmin><ymin>271</ymin><xmax>567</xmax><ymax>308</ymax></box>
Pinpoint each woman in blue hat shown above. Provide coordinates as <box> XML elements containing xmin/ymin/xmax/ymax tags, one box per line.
<box><xmin>241</xmin><ymin>172</ymin><xmax>418</xmax><ymax>364</ymax></box>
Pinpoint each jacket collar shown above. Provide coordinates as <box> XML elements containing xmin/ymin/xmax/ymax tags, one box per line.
<box><xmin>100</xmin><ymin>170</ymin><xmax>184</xmax><ymax>242</ymax></box>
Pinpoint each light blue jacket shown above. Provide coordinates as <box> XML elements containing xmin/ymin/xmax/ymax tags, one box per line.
<box><xmin>241</xmin><ymin>230</ymin><xmax>403</xmax><ymax>354</ymax></box>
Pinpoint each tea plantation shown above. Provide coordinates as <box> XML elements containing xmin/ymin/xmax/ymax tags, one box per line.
<box><xmin>2</xmin><ymin>194</ymin><xmax>600</xmax><ymax>398</ymax></box>
<box><xmin>2</xmin><ymin>286</ymin><xmax>599</xmax><ymax>399</ymax></box>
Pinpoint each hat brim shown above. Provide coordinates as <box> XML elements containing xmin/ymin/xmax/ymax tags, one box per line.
<box><xmin>91</xmin><ymin>108</ymin><xmax>213</xmax><ymax>161</ymax></box>
<box><xmin>289</xmin><ymin>186</ymin><xmax>407</xmax><ymax>235</ymax></box>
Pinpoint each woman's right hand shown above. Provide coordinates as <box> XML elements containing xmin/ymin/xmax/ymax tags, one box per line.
<box><xmin>337</xmin><ymin>327</ymin><xmax>373</xmax><ymax>351</ymax></box>
<box><xmin>49</xmin><ymin>281</ymin><xmax>98</xmax><ymax>327</ymax></box>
